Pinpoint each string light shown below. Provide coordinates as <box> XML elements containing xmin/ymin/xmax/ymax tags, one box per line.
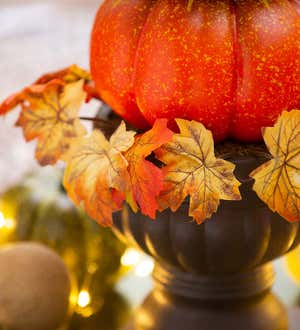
<box><xmin>135</xmin><ymin>259</ymin><xmax>155</xmax><ymax>277</ymax></box>
<box><xmin>69</xmin><ymin>290</ymin><xmax>79</xmax><ymax>308</ymax></box>
<box><xmin>0</xmin><ymin>213</ymin><xmax>5</xmax><ymax>229</ymax></box>
<box><xmin>0</xmin><ymin>211</ymin><xmax>15</xmax><ymax>231</ymax></box>
<box><xmin>121</xmin><ymin>247</ymin><xmax>155</xmax><ymax>277</ymax></box>
<box><xmin>0</xmin><ymin>210</ymin><xmax>16</xmax><ymax>245</ymax></box>
<box><xmin>77</xmin><ymin>290</ymin><xmax>91</xmax><ymax>308</ymax></box>
<box><xmin>121</xmin><ymin>248</ymin><xmax>141</xmax><ymax>266</ymax></box>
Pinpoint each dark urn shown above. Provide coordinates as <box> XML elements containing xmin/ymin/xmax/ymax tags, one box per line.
<box><xmin>114</xmin><ymin>147</ymin><xmax>300</xmax><ymax>330</ymax></box>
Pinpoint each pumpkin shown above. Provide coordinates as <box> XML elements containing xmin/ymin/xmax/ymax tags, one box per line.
<box><xmin>90</xmin><ymin>0</ymin><xmax>300</xmax><ymax>142</ymax></box>
<box><xmin>0</xmin><ymin>169</ymin><xmax>126</xmax><ymax>315</ymax></box>
<box><xmin>0</xmin><ymin>243</ymin><xmax>71</xmax><ymax>330</ymax></box>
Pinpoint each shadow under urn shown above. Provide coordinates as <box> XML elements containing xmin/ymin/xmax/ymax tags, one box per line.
<box><xmin>113</xmin><ymin>148</ymin><xmax>300</xmax><ymax>330</ymax></box>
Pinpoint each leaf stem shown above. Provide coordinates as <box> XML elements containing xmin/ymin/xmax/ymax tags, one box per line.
<box><xmin>79</xmin><ymin>116</ymin><xmax>114</xmax><ymax>126</ymax></box>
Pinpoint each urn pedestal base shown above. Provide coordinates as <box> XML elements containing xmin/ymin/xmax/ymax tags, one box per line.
<box><xmin>135</xmin><ymin>263</ymin><xmax>287</xmax><ymax>330</ymax></box>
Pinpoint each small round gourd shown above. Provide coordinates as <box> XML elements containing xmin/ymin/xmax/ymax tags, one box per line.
<box><xmin>0</xmin><ymin>242</ymin><xmax>70</xmax><ymax>330</ymax></box>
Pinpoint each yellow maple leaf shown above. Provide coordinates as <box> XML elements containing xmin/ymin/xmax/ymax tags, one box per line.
<box><xmin>251</xmin><ymin>110</ymin><xmax>300</xmax><ymax>222</ymax></box>
<box><xmin>156</xmin><ymin>119</ymin><xmax>241</xmax><ymax>224</ymax></box>
<box><xmin>15</xmin><ymin>80</ymin><xmax>87</xmax><ymax>165</ymax></box>
<box><xmin>63</xmin><ymin>122</ymin><xmax>136</xmax><ymax>226</ymax></box>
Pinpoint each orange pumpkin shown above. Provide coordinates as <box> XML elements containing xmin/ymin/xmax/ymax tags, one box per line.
<box><xmin>90</xmin><ymin>0</ymin><xmax>300</xmax><ymax>142</ymax></box>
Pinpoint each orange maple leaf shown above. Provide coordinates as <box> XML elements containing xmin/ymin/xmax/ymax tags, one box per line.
<box><xmin>63</xmin><ymin>122</ymin><xmax>136</xmax><ymax>226</ymax></box>
<box><xmin>156</xmin><ymin>119</ymin><xmax>241</xmax><ymax>224</ymax></box>
<box><xmin>124</xmin><ymin>119</ymin><xmax>174</xmax><ymax>218</ymax></box>
<box><xmin>34</xmin><ymin>64</ymin><xmax>91</xmax><ymax>85</ymax></box>
<box><xmin>0</xmin><ymin>65</ymin><xmax>91</xmax><ymax>115</ymax></box>
<box><xmin>12</xmin><ymin>80</ymin><xmax>87</xmax><ymax>165</ymax></box>
<box><xmin>251</xmin><ymin>110</ymin><xmax>300</xmax><ymax>222</ymax></box>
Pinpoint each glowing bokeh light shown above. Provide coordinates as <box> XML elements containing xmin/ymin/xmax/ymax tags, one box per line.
<box><xmin>121</xmin><ymin>248</ymin><xmax>141</xmax><ymax>266</ymax></box>
<box><xmin>0</xmin><ymin>212</ymin><xmax>5</xmax><ymax>229</ymax></box>
<box><xmin>0</xmin><ymin>211</ymin><xmax>15</xmax><ymax>230</ymax></box>
<box><xmin>135</xmin><ymin>259</ymin><xmax>155</xmax><ymax>277</ymax></box>
<box><xmin>77</xmin><ymin>290</ymin><xmax>91</xmax><ymax>308</ymax></box>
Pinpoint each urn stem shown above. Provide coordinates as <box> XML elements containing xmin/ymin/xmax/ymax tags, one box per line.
<box><xmin>153</xmin><ymin>262</ymin><xmax>275</xmax><ymax>301</ymax></box>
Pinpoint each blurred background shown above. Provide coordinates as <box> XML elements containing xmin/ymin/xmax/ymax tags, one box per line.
<box><xmin>0</xmin><ymin>1</ymin><xmax>153</xmax><ymax>329</ymax></box>
<box><xmin>0</xmin><ymin>1</ymin><xmax>300</xmax><ymax>329</ymax></box>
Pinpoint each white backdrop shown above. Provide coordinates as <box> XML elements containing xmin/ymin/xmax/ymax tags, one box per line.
<box><xmin>0</xmin><ymin>0</ymin><xmax>100</xmax><ymax>191</ymax></box>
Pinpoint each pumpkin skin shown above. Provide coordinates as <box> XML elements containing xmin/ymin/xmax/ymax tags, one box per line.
<box><xmin>90</xmin><ymin>0</ymin><xmax>300</xmax><ymax>142</ymax></box>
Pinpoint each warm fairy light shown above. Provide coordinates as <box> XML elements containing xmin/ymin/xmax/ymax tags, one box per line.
<box><xmin>77</xmin><ymin>290</ymin><xmax>91</xmax><ymax>308</ymax></box>
<box><xmin>135</xmin><ymin>259</ymin><xmax>155</xmax><ymax>277</ymax></box>
<box><xmin>121</xmin><ymin>248</ymin><xmax>141</xmax><ymax>266</ymax></box>
<box><xmin>0</xmin><ymin>211</ymin><xmax>15</xmax><ymax>230</ymax></box>
<box><xmin>121</xmin><ymin>247</ymin><xmax>154</xmax><ymax>277</ymax></box>
<box><xmin>4</xmin><ymin>218</ymin><xmax>15</xmax><ymax>230</ymax></box>
<box><xmin>0</xmin><ymin>213</ymin><xmax>5</xmax><ymax>229</ymax></box>
<box><xmin>69</xmin><ymin>290</ymin><xmax>79</xmax><ymax>308</ymax></box>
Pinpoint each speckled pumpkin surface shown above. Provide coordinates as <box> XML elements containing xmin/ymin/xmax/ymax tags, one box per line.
<box><xmin>90</xmin><ymin>0</ymin><xmax>300</xmax><ymax>142</ymax></box>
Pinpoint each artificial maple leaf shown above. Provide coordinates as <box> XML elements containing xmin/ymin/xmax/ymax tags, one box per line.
<box><xmin>124</xmin><ymin>119</ymin><xmax>173</xmax><ymax>218</ymax></box>
<box><xmin>16</xmin><ymin>80</ymin><xmax>87</xmax><ymax>165</ymax></box>
<box><xmin>0</xmin><ymin>65</ymin><xmax>91</xmax><ymax>115</ymax></box>
<box><xmin>34</xmin><ymin>64</ymin><xmax>91</xmax><ymax>85</ymax></box>
<box><xmin>155</xmin><ymin>119</ymin><xmax>241</xmax><ymax>224</ymax></box>
<box><xmin>63</xmin><ymin>122</ymin><xmax>136</xmax><ymax>226</ymax></box>
<box><xmin>34</xmin><ymin>65</ymin><xmax>101</xmax><ymax>101</ymax></box>
<box><xmin>250</xmin><ymin>110</ymin><xmax>300</xmax><ymax>222</ymax></box>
